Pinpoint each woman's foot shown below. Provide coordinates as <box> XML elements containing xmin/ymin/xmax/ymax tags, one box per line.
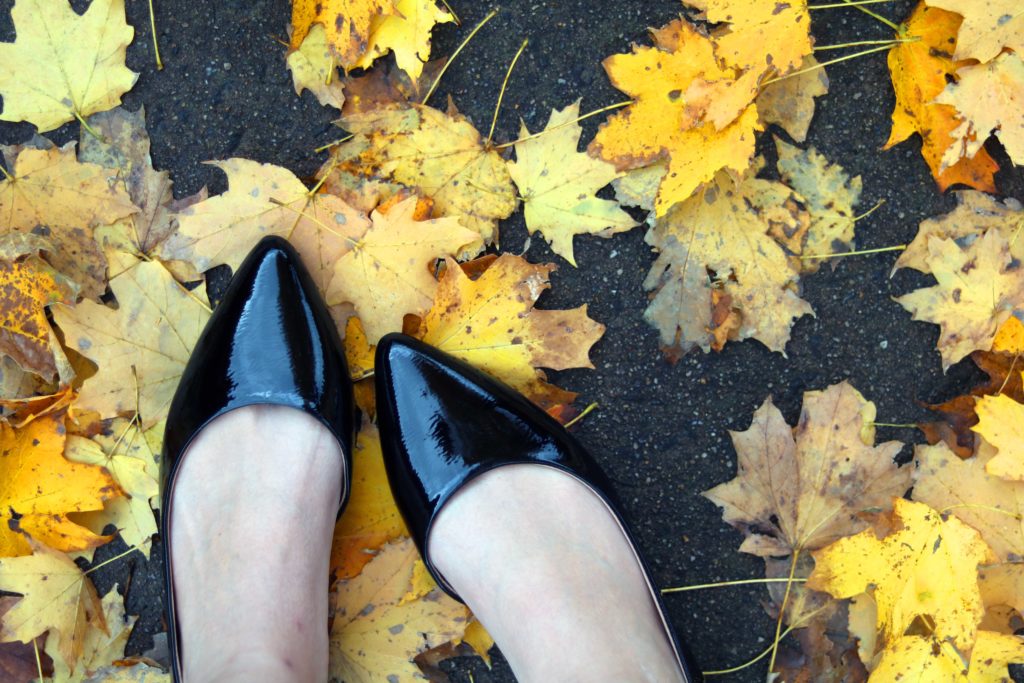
<box><xmin>168</xmin><ymin>405</ymin><xmax>343</xmax><ymax>683</ymax></box>
<box><xmin>429</xmin><ymin>465</ymin><xmax>686</xmax><ymax>683</ymax></box>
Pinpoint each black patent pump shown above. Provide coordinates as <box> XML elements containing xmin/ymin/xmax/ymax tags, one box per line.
<box><xmin>160</xmin><ymin>236</ymin><xmax>355</xmax><ymax>682</ymax></box>
<box><xmin>374</xmin><ymin>333</ymin><xmax>695</xmax><ymax>681</ymax></box>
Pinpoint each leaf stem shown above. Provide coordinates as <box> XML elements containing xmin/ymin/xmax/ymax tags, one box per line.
<box><xmin>0</xmin><ymin>164</ymin><xmax>12</xmax><ymax>181</ymax></box>
<box><xmin>315</xmin><ymin>134</ymin><xmax>354</xmax><ymax>154</ymax></box>
<box><xmin>808</xmin><ymin>0</ymin><xmax>891</xmax><ymax>8</ymax></box>
<box><xmin>563</xmin><ymin>402</ymin><xmax>598</xmax><ymax>428</ymax></box>
<box><xmin>763</xmin><ymin>44</ymin><xmax>896</xmax><ymax>85</ymax></box>
<box><xmin>486</xmin><ymin>38</ymin><xmax>529</xmax><ymax>147</ymax></box>
<box><xmin>801</xmin><ymin>244</ymin><xmax>906</xmax><ymax>260</ymax></box>
<box><xmin>33</xmin><ymin>640</ymin><xmax>43</xmax><ymax>683</ymax></box>
<box><xmin>662</xmin><ymin>577</ymin><xmax>808</xmax><ymax>594</ymax></box>
<box><xmin>814</xmin><ymin>37</ymin><xmax>916</xmax><ymax>50</ymax></box>
<box><xmin>438</xmin><ymin>0</ymin><xmax>461</xmax><ymax>25</ymax></box>
<box><xmin>148</xmin><ymin>0</ymin><xmax>163</xmax><ymax>70</ymax></box>
<box><xmin>853</xmin><ymin>198</ymin><xmax>886</xmax><ymax>222</ymax></box>
<box><xmin>85</xmin><ymin>545</ymin><xmax>142</xmax><ymax>575</ymax></box>
<box><xmin>838</xmin><ymin>0</ymin><xmax>900</xmax><ymax>30</ymax></box>
<box><xmin>703</xmin><ymin>625</ymin><xmax>802</xmax><ymax>676</ymax></box>
<box><xmin>766</xmin><ymin>550</ymin><xmax>800</xmax><ymax>675</ymax></box>
<box><xmin>870</xmin><ymin>422</ymin><xmax>917</xmax><ymax>428</ymax></box>
<box><xmin>74</xmin><ymin>111</ymin><xmax>104</xmax><ymax>141</ymax></box>
<box><xmin>422</xmin><ymin>8</ymin><xmax>499</xmax><ymax>107</ymax></box>
<box><xmin>494</xmin><ymin>100</ymin><xmax>633</xmax><ymax>150</ymax></box>
<box><xmin>942</xmin><ymin>503</ymin><xmax>1022</xmax><ymax>520</ymax></box>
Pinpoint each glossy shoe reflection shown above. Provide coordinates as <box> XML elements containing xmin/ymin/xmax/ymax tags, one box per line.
<box><xmin>161</xmin><ymin>236</ymin><xmax>355</xmax><ymax>682</ymax></box>
<box><xmin>375</xmin><ymin>333</ymin><xmax>694</xmax><ymax>681</ymax></box>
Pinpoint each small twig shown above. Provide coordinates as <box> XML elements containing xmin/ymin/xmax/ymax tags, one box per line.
<box><xmin>662</xmin><ymin>577</ymin><xmax>808</xmax><ymax>594</ymax></box>
<box><xmin>763</xmin><ymin>44</ymin><xmax>896</xmax><ymax>86</ymax></box>
<box><xmin>148</xmin><ymin>0</ymin><xmax>163</xmax><ymax>70</ymax></box>
<box><xmin>486</xmin><ymin>38</ymin><xmax>529</xmax><ymax>147</ymax></box>
<box><xmin>494</xmin><ymin>100</ymin><xmax>632</xmax><ymax>150</ymax></box>
<box><xmin>801</xmin><ymin>244</ymin><xmax>906</xmax><ymax>260</ymax></box>
<box><xmin>422</xmin><ymin>8</ymin><xmax>499</xmax><ymax>107</ymax></box>
<box><xmin>315</xmin><ymin>134</ymin><xmax>354</xmax><ymax>154</ymax></box>
<box><xmin>563</xmin><ymin>402</ymin><xmax>598</xmax><ymax>428</ymax></box>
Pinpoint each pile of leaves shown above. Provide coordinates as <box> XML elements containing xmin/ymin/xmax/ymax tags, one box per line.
<box><xmin>0</xmin><ymin>0</ymin><xmax>1023</xmax><ymax>681</ymax></box>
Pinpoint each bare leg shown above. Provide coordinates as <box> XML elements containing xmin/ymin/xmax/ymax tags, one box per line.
<box><xmin>429</xmin><ymin>465</ymin><xmax>685</xmax><ymax>683</ymax></box>
<box><xmin>169</xmin><ymin>405</ymin><xmax>343</xmax><ymax>683</ymax></box>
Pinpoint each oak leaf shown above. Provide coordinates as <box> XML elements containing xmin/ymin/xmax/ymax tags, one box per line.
<box><xmin>161</xmin><ymin>159</ymin><xmax>371</xmax><ymax>296</ymax></box>
<box><xmin>0</xmin><ymin>412</ymin><xmax>118</xmax><ymax>557</ymax></box>
<box><xmin>417</xmin><ymin>255</ymin><xmax>605</xmax><ymax>409</ymax></box>
<box><xmin>885</xmin><ymin>3</ymin><xmax>999</xmax><ymax>192</ymax></box>
<box><xmin>53</xmin><ymin>261</ymin><xmax>212</xmax><ymax>428</ymax></box>
<box><xmin>643</xmin><ymin>169</ymin><xmax>812</xmax><ymax>355</ymax></box>
<box><xmin>913</xmin><ymin>441</ymin><xmax>1024</xmax><ymax>563</ymax></box>
<box><xmin>588</xmin><ymin>19</ymin><xmax>762</xmax><ymax>216</ymax></box>
<box><xmin>326</xmin><ymin>196</ymin><xmax>477</xmax><ymax>340</ymax></box>
<box><xmin>936</xmin><ymin>51</ymin><xmax>1024</xmax><ymax>169</ymax></box>
<box><xmin>686</xmin><ymin>0</ymin><xmax>813</xmax><ymax>75</ymax></box>
<box><xmin>925</xmin><ymin>0</ymin><xmax>1024</xmax><ymax>63</ymax></box>
<box><xmin>352</xmin><ymin>0</ymin><xmax>454</xmax><ymax>81</ymax></box>
<box><xmin>974</xmin><ymin>392</ymin><xmax>1024</xmax><ymax>482</ymax></box>
<box><xmin>0</xmin><ymin>0</ymin><xmax>137</xmax><ymax>132</ymax></box>
<box><xmin>290</xmin><ymin>0</ymin><xmax>397</xmax><ymax>67</ymax></box>
<box><xmin>287</xmin><ymin>24</ymin><xmax>347</xmax><ymax>111</ymax></box>
<box><xmin>330</xmin><ymin>421</ymin><xmax>408</xmax><ymax>581</ymax></box>
<box><xmin>321</xmin><ymin>102</ymin><xmax>516</xmax><ymax>247</ymax></box>
<box><xmin>808</xmin><ymin>499</ymin><xmax>995</xmax><ymax>652</ymax></box>
<box><xmin>507</xmin><ymin>102</ymin><xmax>637</xmax><ymax>266</ymax></box>
<box><xmin>896</xmin><ymin>231</ymin><xmax>1024</xmax><ymax>369</ymax></box>
<box><xmin>704</xmin><ymin>382</ymin><xmax>908</xmax><ymax>557</ymax></box>
<box><xmin>329</xmin><ymin>538</ymin><xmax>468</xmax><ymax>682</ymax></box>
<box><xmin>756</xmin><ymin>55</ymin><xmax>829</xmax><ymax>143</ymax></box>
<box><xmin>0</xmin><ymin>539</ymin><xmax>105</xmax><ymax>672</ymax></box>
<box><xmin>0</xmin><ymin>143</ymin><xmax>137</xmax><ymax>299</ymax></box>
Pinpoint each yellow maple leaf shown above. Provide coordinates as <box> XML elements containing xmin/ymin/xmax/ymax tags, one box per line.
<box><xmin>417</xmin><ymin>255</ymin><xmax>605</xmax><ymax>409</ymax></box>
<box><xmin>686</xmin><ymin>0</ymin><xmax>813</xmax><ymax>76</ymax></box>
<box><xmin>809</xmin><ymin>498</ymin><xmax>996</xmax><ymax>652</ymax></box>
<box><xmin>611</xmin><ymin>162</ymin><xmax>667</xmax><ymax>213</ymax></box>
<box><xmin>979</xmin><ymin>563</ymin><xmax>1024</xmax><ymax>629</ymax></box>
<box><xmin>974</xmin><ymin>391</ymin><xmax>1024</xmax><ymax>482</ymax></box>
<box><xmin>48</xmin><ymin>584</ymin><xmax>134</xmax><ymax>682</ymax></box>
<box><xmin>870</xmin><ymin>631</ymin><xmax>1024</xmax><ymax>682</ymax></box>
<box><xmin>913</xmin><ymin>441</ymin><xmax>1024</xmax><ymax>562</ymax></box>
<box><xmin>53</xmin><ymin>261</ymin><xmax>212</xmax><ymax>429</ymax></box>
<box><xmin>0</xmin><ymin>0</ymin><xmax>137</xmax><ymax>132</ymax></box>
<box><xmin>330</xmin><ymin>421</ymin><xmax>408</xmax><ymax>581</ymax></box>
<box><xmin>0</xmin><ymin>538</ymin><xmax>105</xmax><ymax>672</ymax></box>
<box><xmin>885</xmin><ymin>2</ymin><xmax>1000</xmax><ymax>193</ymax></box>
<box><xmin>287</xmin><ymin>24</ymin><xmax>347</xmax><ymax>111</ymax></box>
<box><xmin>589</xmin><ymin>19</ymin><xmax>762</xmax><ymax>215</ymax></box>
<box><xmin>326</xmin><ymin>196</ymin><xmax>477</xmax><ymax>340</ymax></box>
<box><xmin>937</xmin><ymin>51</ymin><xmax>1024</xmax><ymax>169</ymax></box>
<box><xmin>0</xmin><ymin>412</ymin><xmax>118</xmax><ymax>557</ymax></box>
<box><xmin>925</xmin><ymin>0</ymin><xmax>1024</xmax><ymax>63</ymax></box>
<box><xmin>643</xmin><ymin>169</ymin><xmax>812</xmax><ymax>355</ymax></box>
<box><xmin>352</xmin><ymin>0</ymin><xmax>454</xmax><ymax>81</ymax></box>
<box><xmin>321</xmin><ymin>102</ymin><xmax>517</xmax><ymax>248</ymax></box>
<box><xmin>161</xmin><ymin>159</ymin><xmax>371</xmax><ymax>296</ymax></box>
<box><xmin>329</xmin><ymin>538</ymin><xmax>468</xmax><ymax>682</ymax></box>
<box><xmin>756</xmin><ymin>54</ymin><xmax>829</xmax><ymax>144</ymax></box>
<box><xmin>992</xmin><ymin>315</ymin><xmax>1024</xmax><ymax>354</ymax></box>
<box><xmin>896</xmin><ymin>231</ymin><xmax>1024</xmax><ymax>369</ymax></box>
<box><xmin>704</xmin><ymin>382</ymin><xmax>908</xmax><ymax>557</ymax></box>
<box><xmin>0</xmin><ymin>143</ymin><xmax>138</xmax><ymax>299</ymax></box>
<box><xmin>507</xmin><ymin>101</ymin><xmax>637</xmax><ymax>266</ymax></box>
<box><xmin>290</xmin><ymin>0</ymin><xmax>397</xmax><ymax>67</ymax></box>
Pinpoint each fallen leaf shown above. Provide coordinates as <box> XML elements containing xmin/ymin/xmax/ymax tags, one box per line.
<box><xmin>330</xmin><ymin>421</ymin><xmax>408</xmax><ymax>581</ymax></box>
<box><xmin>808</xmin><ymin>498</ymin><xmax>995</xmax><ymax>652</ymax></box>
<box><xmin>937</xmin><ymin>52</ymin><xmax>1024</xmax><ymax>169</ymax></box>
<box><xmin>329</xmin><ymin>538</ymin><xmax>468</xmax><ymax>682</ymax></box>
<box><xmin>979</xmin><ymin>563</ymin><xmax>1024</xmax><ymax>624</ymax></box>
<box><xmin>53</xmin><ymin>260</ymin><xmax>211</xmax><ymax>428</ymax></box>
<box><xmin>704</xmin><ymin>382</ymin><xmax>909</xmax><ymax>557</ymax></box>
<box><xmin>0</xmin><ymin>0</ymin><xmax>137</xmax><ymax>132</ymax></box>
<box><xmin>993</xmin><ymin>316</ymin><xmax>1024</xmax><ymax>354</ymax></box>
<box><xmin>611</xmin><ymin>162</ymin><xmax>667</xmax><ymax>213</ymax></box>
<box><xmin>417</xmin><ymin>254</ymin><xmax>605</xmax><ymax>409</ymax></box>
<box><xmin>0</xmin><ymin>596</ymin><xmax>49</xmax><ymax>682</ymax></box>
<box><xmin>326</xmin><ymin>196</ymin><xmax>477</xmax><ymax>340</ymax></box>
<box><xmin>588</xmin><ymin>19</ymin><xmax>762</xmax><ymax>215</ymax></box>
<box><xmin>507</xmin><ymin>101</ymin><xmax>637</xmax><ymax>266</ymax></box>
<box><xmin>48</xmin><ymin>584</ymin><xmax>134</xmax><ymax>682</ymax></box>
<box><xmin>81</xmin><ymin>663</ymin><xmax>171</xmax><ymax>682</ymax></box>
<box><xmin>287</xmin><ymin>24</ymin><xmax>347</xmax><ymax>111</ymax></box>
<box><xmin>775</xmin><ymin>138</ymin><xmax>862</xmax><ymax>269</ymax></box>
<box><xmin>974</xmin><ymin>391</ymin><xmax>1024</xmax><ymax>481</ymax></box>
<box><xmin>642</xmin><ymin>168</ymin><xmax>812</xmax><ymax>355</ymax></box>
<box><xmin>756</xmin><ymin>55</ymin><xmax>829</xmax><ymax>143</ymax></box>
<box><xmin>925</xmin><ymin>0</ymin><xmax>1024</xmax><ymax>63</ymax></box>
<box><xmin>913</xmin><ymin>441</ymin><xmax>1024</xmax><ymax>562</ymax></box>
<box><xmin>0</xmin><ymin>144</ymin><xmax>138</xmax><ymax>299</ymax></box>
<box><xmin>885</xmin><ymin>2</ymin><xmax>999</xmax><ymax>192</ymax></box>
<box><xmin>967</xmin><ymin>630</ymin><xmax>1024</xmax><ymax>682</ymax></box>
<box><xmin>895</xmin><ymin>231</ymin><xmax>1024</xmax><ymax>369</ymax></box>
<box><xmin>0</xmin><ymin>538</ymin><xmax>105</xmax><ymax>672</ymax></box>
<box><xmin>352</xmin><ymin>0</ymin><xmax>454</xmax><ymax>81</ymax></box>
<box><xmin>687</xmin><ymin>0</ymin><xmax>813</xmax><ymax>75</ymax></box>
<box><xmin>290</xmin><ymin>0</ymin><xmax>397</xmax><ymax>67</ymax></box>
<box><xmin>0</xmin><ymin>412</ymin><xmax>118</xmax><ymax>557</ymax></box>
<box><xmin>461</xmin><ymin>619</ymin><xmax>494</xmax><ymax>667</ymax></box>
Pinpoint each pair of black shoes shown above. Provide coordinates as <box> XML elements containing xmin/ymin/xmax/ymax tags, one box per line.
<box><xmin>160</xmin><ymin>237</ymin><xmax>693</xmax><ymax>681</ymax></box>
